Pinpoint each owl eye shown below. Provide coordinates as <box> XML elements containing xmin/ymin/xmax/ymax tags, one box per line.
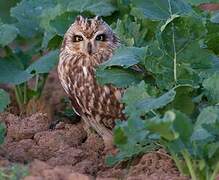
<box><xmin>73</xmin><ymin>35</ymin><xmax>83</xmax><ymax>42</ymax></box>
<box><xmin>95</xmin><ymin>34</ymin><xmax>106</xmax><ymax>41</ymax></box>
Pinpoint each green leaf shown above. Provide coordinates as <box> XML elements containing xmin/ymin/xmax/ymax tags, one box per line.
<box><xmin>168</xmin><ymin>86</ymin><xmax>195</xmax><ymax>115</ymax></box>
<box><xmin>146</xmin><ymin>111</ymin><xmax>178</xmax><ymax>140</ymax></box>
<box><xmin>0</xmin><ymin>89</ymin><xmax>10</xmax><ymax>112</ymax></box>
<box><xmin>113</xmin><ymin>126</ymin><xmax>128</xmax><ymax>145</ymax></box>
<box><xmin>136</xmin><ymin>89</ymin><xmax>176</xmax><ymax>115</ymax></box>
<box><xmin>211</xmin><ymin>11</ymin><xmax>219</xmax><ymax>23</ymax></box>
<box><xmin>0</xmin><ymin>57</ymin><xmax>33</xmax><ymax>84</ymax></box>
<box><xmin>122</xmin><ymin>81</ymin><xmax>150</xmax><ymax>118</ymax></box>
<box><xmin>0</xmin><ymin>123</ymin><xmax>6</xmax><ymax>144</ymax></box>
<box><xmin>50</xmin><ymin>11</ymin><xmax>78</xmax><ymax>36</ymax></box>
<box><xmin>159</xmin><ymin>16</ymin><xmax>206</xmax><ymax>58</ymax></box>
<box><xmin>0</xmin><ymin>23</ymin><xmax>19</xmax><ymax>46</ymax></box>
<box><xmin>41</xmin><ymin>31</ymin><xmax>56</xmax><ymax>49</ymax></box>
<box><xmin>67</xmin><ymin>0</ymin><xmax>116</xmax><ymax>16</ymax></box>
<box><xmin>106</xmin><ymin>117</ymin><xmax>157</xmax><ymax>166</ymax></box>
<box><xmin>188</xmin><ymin>0</ymin><xmax>219</xmax><ymax>5</ymax></box>
<box><xmin>166</xmin><ymin>111</ymin><xmax>193</xmax><ymax>155</ymax></box>
<box><xmin>131</xmin><ymin>0</ymin><xmax>192</xmax><ymax>20</ymax></box>
<box><xmin>0</xmin><ymin>50</ymin><xmax>59</xmax><ymax>84</ymax></box>
<box><xmin>96</xmin><ymin>67</ymin><xmax>143</xmax><ymax>88</ymax></box>
<box><xmin>203</xmin><ymin>73</ymin><xmax>219</xmax><ymax>104</ymax></box>
<box><xmin>0</xmin><ymin>0</ymin><xmax>18</xmax><ymax>23</ymax></box>
<box><xmin>157</xmin><ymin>16</ymin><xmax>212</xmax><ymax>86</ymax></box>
<box><xmin>101</xmin><ymin>47</ymin><xmax>147</xmax><ymax>68</ymax></box>
<box><xmin>207</xmin><ymin>142</ymin><xmax>219</xmax><ymax>159</ymax></box>
<box><xmin>204</xmin><ymin>21</ymin><xmax>219</xmax><ymax>55</ymax></box>
<box><xmin>27</xmin><ymin>50</ymin><xmax>59</xmax><ymax>74</ymax></box>
<box><xmin>192</xmin><ymin>106</ymin><xmax>219</xmax><ymax>141</ymax></box>
<box><xmin>112</xmin><ymin>16</ymin><xmax>149</xmax><ymax>47</ymax></box>
<box><xmin>11</xmin><ymin>0</ymin><xmax>57</xmax><ymax>37</ymax></box>
<box><xmin>39</xmin><ymin>4</ymin><xmax>64</xmax><ymax>47</ymax></box>
<box><xmin>172</xmin><ymin>111</ymin><xmax>193</xmax><ymax>143</ymax></box>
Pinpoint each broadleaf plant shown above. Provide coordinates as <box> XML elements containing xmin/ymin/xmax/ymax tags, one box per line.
<box><xmin>96</xmin><ymin>1</ymin><xmax>219</xmax><ymax>180</ymax></box>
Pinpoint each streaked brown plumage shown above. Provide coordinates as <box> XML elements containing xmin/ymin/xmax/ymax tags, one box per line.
<box><xmin>58</xmin><ymin>15</ymin><xmax>125</xmax><ymax>147</ymax></box>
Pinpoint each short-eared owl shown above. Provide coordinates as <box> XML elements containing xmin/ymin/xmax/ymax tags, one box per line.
<box><xmin>58</xmin><ymin>15</ymin><xmax>125</xmax><ymax>148</ymax></box>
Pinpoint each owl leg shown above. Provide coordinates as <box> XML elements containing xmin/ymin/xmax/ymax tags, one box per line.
<box><xmin>94</xmin><ymin>123</ymin><xmax>114</xmax><ymax>153</ymax></box>
<box><xmin>94</xmin><ymin>124</ymin><xmax>115</xmax><ymax>153</ymax></box>
<box><xmin>102</xmin><ymin>132</ymin><xmax>114</xmax><ymax>153</ymax></box>
<box><xmin>81</xmin><ymin>115</ymin><xmax>94</xmax><ymax>135</ymax></box>
<box><xmin>82</xmin><ymin>115</ymin><xmax>114</xmax><ymax>152</ymax></box>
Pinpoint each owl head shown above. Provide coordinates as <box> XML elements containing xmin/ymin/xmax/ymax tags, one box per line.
<box><xmin>62</xmin><ymin>15</ymin><xmax>119</xmax><ymax>56</ymax></box>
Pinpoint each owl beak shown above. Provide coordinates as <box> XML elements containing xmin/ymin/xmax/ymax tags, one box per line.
<box><xmin>87</xmin><ymin>42</ymin><xmax>92</xmax><ymax>55</ymax></box>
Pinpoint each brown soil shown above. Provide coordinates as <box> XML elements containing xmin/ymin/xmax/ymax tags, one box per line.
<box><xmin>0</xmin><ymin>70</ymin><xmax>188</xmax><ymax>180</ymax></box>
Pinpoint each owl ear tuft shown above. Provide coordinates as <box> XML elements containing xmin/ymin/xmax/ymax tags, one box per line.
<box><xmin>76</xmin><ymin>15</ymin><xmax>84</xmax><ymax>22</ymax></box>
<box><xmin>94</xmin><ymin>16</ymin><xmax>102</xmax><ymax>21</ymax></box>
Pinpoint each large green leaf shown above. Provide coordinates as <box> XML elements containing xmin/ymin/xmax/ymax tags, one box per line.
<box><xmin>106</xmin><ymin>117</ymin><xmax>157</xmax><ymax>166</ymax></box>
<box><xmin>96</xmin><ymin>67</ymin><xmax>143</xmax><ymax>88</ymax></box>
<box><xmin>0</xmin><ymin>50</ymin><xmax>59</xmax><ymax>84</ymax></box>
<box><xmin>112</xmin><ymin>16</ymin><xmax>149</xmax><ymax>47</ymax></box>
<box><xmin>0</xmin><ymin>57</ymin><xmax>33</xmax><ymax>84</ymax></box>
<box><xmin>27</xmin><ymin>50</ymin><xmax>59</xmax><ymax>74</ymax></box>
<box><xmin>11</xmin><ymin>0</ymin><xmax>57</xmax><ymax>37</ymax></box>
<box><xmin>0</xmin><ymin>0</ymin><xmax>18</xmax><ymax>23</ymax></box>
<box><xmin>122</xmin><ymin>81</ymin><xmax>150</xmax><ymax>118</ymax></box>
<box><xmin>0</xmin><ymin>23</ymin><xmax>19</xmax><ymax>46</ymax></box>
<box><xmin>131</xmin><ymin>0</ymin><xmax>192</xmax><ymax>20</ymax></box>
<box><xmin>146</xmin><ymin>111</ymin><xmax>178</xmax><ymax>140</ymax></box>
<box><xmin>136</xmin><ymin>89</ymin><xmax>176</xmax><ymax>115</ymax></box>
<box><xmin>50</xmin><ymin>12</ymin><xmax>78</xmax><ymax>36</ymax></box>
<box><xmin>211</xmin><ymin>11</ymin><xmax>219</xmax><ymax>23</ymax></box>
<box><xmin>157</xmin><ymin>16</ymin><xmax>212</xmax><ymax>87</ymax></box>
<box><xmin>204</xmin><ymin>22</ymin><xmax>219</xmax><ymax>55</ymax></box>
<box><xmin>122</xmin><ymin>82</ymin><xmax>176</xmax><ymax>118</ymax></box>
<box><xmin>159</xmin><ymin>16</ymin><xmax>206</xmax><ymax>58</ymax></box>
<box><xmin>67</xmin><ymin>0</ymin><xmax>116</xmax><ymax>16</ymax></box>
<box><xmin>172</xmin><ymin>111</ymin><xmax>193</xmax><ymax>143</ymax></box>
<box><xmin>167</xmin><ymin>86</ymin><xmax>195</xmax><ymax>115</ymax></box>
<box><xmin>192</xmin><ymin>106</ymin><xmax>219</xmax><ymax>141</ymax></box>
<box><xmin>101</xmin><ymin>47</ymin><xmax>147</xmax><ymax>68</ymax></box>
<box><xmin>188</xmin><ymin>0</ymin><xmax>219</xmax><ymax>5</ymax></box>
<box><xmin>203</xmin><ymin>73</ymin><xmax>219</xmax><ymax>104</ymax></box>
<box><xmin>39</xmin><ymin>4</ymin><xmax>63</xmax><ymax>36</ymax></box>
<box><xmin>0</xmin><ymin>89</ymin><xmax>10</xmax><ymax>112</ymax></box>
<box><xmin>142</xmin><ymin>17</ymin><xmax>213</xmax><ymax>89</ymax></box>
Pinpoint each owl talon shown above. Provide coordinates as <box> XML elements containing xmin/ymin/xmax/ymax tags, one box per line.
<box><xmin>103</xmin><ymin>135</ymin><xmax>116</xmax><ymax>155</ymax></box>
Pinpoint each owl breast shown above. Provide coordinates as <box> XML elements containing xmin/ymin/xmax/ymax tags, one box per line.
<box><xmin>58</xmin><ymin>52</ymin><xmax>125</xmax><ymax>129</ymax></box>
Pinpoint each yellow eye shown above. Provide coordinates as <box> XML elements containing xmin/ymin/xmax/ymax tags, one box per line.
<box><xmin>95</xmin><ymin>34</ymin><xmax>106</xmax><ymax>41</ymax></box>
<box><xmin>73</xmin><ymin>35</ymin><xmax>83</xmax><ymax>42</ymax></box>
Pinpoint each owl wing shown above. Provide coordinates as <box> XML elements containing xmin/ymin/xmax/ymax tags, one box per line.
<box><xmin>90</xmin><ymin>86</ymin><xmax>125</xmax><ymax>129</ymax></box>
<box><xmin>69</xmin><ymin>96</ymin><xmax>83</xmax><ymax>116</ymax></box>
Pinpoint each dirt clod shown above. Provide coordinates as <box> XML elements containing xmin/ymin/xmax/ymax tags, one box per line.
<box><xmin>4</xmin><ymin>113</ymin><xmax>51</xmax><ymax>142</ymax></box>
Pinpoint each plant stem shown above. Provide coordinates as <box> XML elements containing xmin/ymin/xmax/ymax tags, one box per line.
<box><xmin>210</xmin><ymin>162</ymin><xmax>219</xmax><ymax>180</ymax></box>
<box><xmin>23</xmin><ymin>83</ymin><xmax>28</xmax><ymax>104</ymax></box>
<box><xmin>171</xmin><ymin>153</ymin><xmax>185</xmax><ymax>175</ymax></box>
<box><xmin>14</xmin><ymin>85</ymin><xmax>23</xmax><ymax>111</ymax></box>
<box><xmin>34</xmin><ymin>75</ymin><xmax>39</xmax><ymax>91</ymax></box>
<box><xmin>168</xmin><ymin>0</ymin><xmax>177</xmax><ymax>83</ymax></box>
<box><xmin>182</xmin><ymin>150</ymin><xmax>197</xmax><ymax>180</ymax></box>
<box><xmin>35</xmin><ymin>74</ymin><xmax>48</xmax><ymax>99</ymax></box>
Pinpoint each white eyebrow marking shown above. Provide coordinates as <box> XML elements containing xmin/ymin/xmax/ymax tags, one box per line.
<box><xmin>92</xmin><ymin>31</ymin><xmax>106</xmax><ymax>40</ymax></box>
<box><xmin>82</xmin><ymin>66</ymin><xmax>88</xmax><ymax>78</ymax></box>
